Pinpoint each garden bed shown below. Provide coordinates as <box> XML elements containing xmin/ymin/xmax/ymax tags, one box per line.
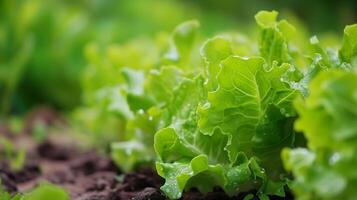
<box><xmin>0</xmin><ymin>109</ymin><xmax>293</xmax><ymax>200</ymax></box>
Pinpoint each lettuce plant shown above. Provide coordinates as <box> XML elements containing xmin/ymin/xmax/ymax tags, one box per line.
<box><xmin>282</xmin><ymin>24</ymin><xmax>357</xmax><ymax>200</ymax></box>
<box><xmin>154</xmin><ymin>11</ymin><xmax>305</xmax><ymax>199</ymax></box>
<box><xmin>76</xmin><ymin>20</ymin><xmax>200</xmax><ymax>171</ymax></box>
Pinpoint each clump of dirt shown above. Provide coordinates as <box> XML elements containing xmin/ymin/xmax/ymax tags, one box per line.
<box><xmin>23</xmin><ymin>106</ymin><xmax>66</xmax><ymax>135</ymax></box>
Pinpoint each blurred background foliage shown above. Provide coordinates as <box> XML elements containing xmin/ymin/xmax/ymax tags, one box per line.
<box><xmin>0</xmin><ymin>0</ymin><xmax>356</xmax><ymax>116</ymax></box>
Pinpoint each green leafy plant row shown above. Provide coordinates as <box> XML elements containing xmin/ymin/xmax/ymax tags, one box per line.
<box><xmin>78</xmin><ymin>10</ymin><xmax>357</xmax><ymax>200</ymax></box>
<box><xmin>1</xmin><ymin>0</ymin><xmax>237</xmax><ymax>115</ymax></box>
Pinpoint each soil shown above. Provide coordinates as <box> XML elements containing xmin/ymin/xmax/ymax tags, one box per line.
<box><xmin>0</xmin><ymin>138</ymin><xmax>166</xmax><ymax>200</ymax></box>
<box><xmin>0</xmin><ymin>108</ymin><xmax>294</xmax><ymax>200</ymax></box>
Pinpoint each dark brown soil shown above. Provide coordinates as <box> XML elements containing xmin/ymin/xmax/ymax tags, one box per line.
<box><xmin>0</xmin><ymin>139</ymin><xmax>167</xmax><ymax>200</ymax></box>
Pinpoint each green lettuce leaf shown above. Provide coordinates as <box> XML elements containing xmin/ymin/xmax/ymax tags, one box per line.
<box><xmin>255</xmin><ymin>10</ymin><xmax>295</xmax><ymax>65</ymax></box>
<box><xmin>339</xmin><ymin>24</ymin><xmax>357</xmax><ymax>64</ymax></box>
<box><xmin>162</xmin><ymin>20</ymin><xmax>200</xmax><ymax>67</ymax></box>
<box><xmin>201</xmin><ymin>37</ymin><xmax>233</xmax><ymax>91</ymax></box>
<box><xmin>23</xmin><ymin>183</ymin><xmax>69</xmax><ymax>200</ymax></box>
<box><xmin>198</xmin><ymin>56</ymin><xmax>299</xmax><ymax>166</ymax></box>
